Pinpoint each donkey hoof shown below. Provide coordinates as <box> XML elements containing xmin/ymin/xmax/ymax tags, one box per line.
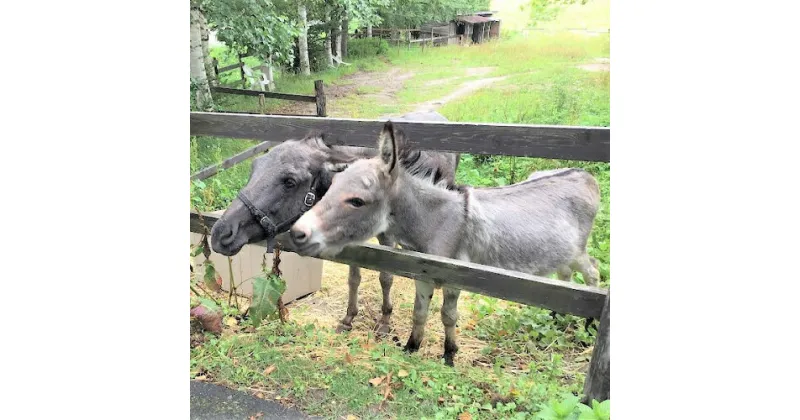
<box><xmin>403</xmin><ymin>342</ymin><xmax>420</xmax><ymax>353</ymax></box>
<box><xmin>335</xmin><ymin>323</ymin><xmax>353</xmax><ymax>333</ymax></box>
<box><xmin>443</xmin><ymin>353</ymin><xmax>456</xmax><ymax>367</ymax></box>
<box><xmin>373</xmin><ymin>322</ymin><xmax>391</xmax><ymax>336</ymax></box>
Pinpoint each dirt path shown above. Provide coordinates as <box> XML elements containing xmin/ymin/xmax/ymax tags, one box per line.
<box><xmin>412</xmin><ymin>75</ymin><xmax>508</xmax><ymax>113</ymax></box>
<box><xmin>275</xmin><ymin>66</ymin><xmax>512</xmax><ymax>118</ymax></box>
<box><xmin>576</xmin><ymin>57</ymin><xmax>610</xmax><ymax>72</ymax></box>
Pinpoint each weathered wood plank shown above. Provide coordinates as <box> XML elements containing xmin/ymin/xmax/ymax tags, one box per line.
<box><xmin>211</xmin><ymin>87</ymin><xmax>317</xmax><ymax>103</ymax></box>
<box><xmin>189</xmin><ymin>211</ymin><xmax>608</xmax><ymax>318</ymax></box>
<box><xmin>582</xmin><ymin>290</ymin><xmax>610</xmax><ymax>404</ymax></box>
<box><xmin>190</xmin><ymin>112</ymin><xmax>610</xmax><ymax>161</ymax></box>
<box><xmin>190</xmin><ymin>141</ymin><xmax>275</xmax><ymax>181</ymax></box>
<box><xmin>217</xmin><ymin>63</ymin><xmax>243</xmax><ymax>73</ymax></box>
<box><xmin>410</xmin><ymin>35</ymin><xmax>458</xmax><ymax>43</ymax></box>
<box><xmin>214</xmin><ymin>110</ymin><xmax>314</xmax><ymax>117</ymax></box>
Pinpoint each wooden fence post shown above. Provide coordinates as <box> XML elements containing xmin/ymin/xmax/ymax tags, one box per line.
<box><xmin>581</xmin><ymin>289</ymin><xmax>610</xmax><ymax>404</ymax></box>
<box><xmin>314</xmin><ymin>80</ymin><xmax>327</xmax><ymax>117</ymax></box>
<box><xmin>238</xmin><ymin>53</ymin><xmax>246</xmax><ymax>89</ymax></box>
<box><xmin>211</xmin><ymin>57</ymin><xmax>219</xmax><ymax>86</ymax></box>
<box><xmin>258</xmin><ymin>93</ymin><xmax>266</xmax><ymax>114</ymax></box>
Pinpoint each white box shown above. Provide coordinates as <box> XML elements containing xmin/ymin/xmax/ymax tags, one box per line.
<box><xmin>190</xmin><ymin>211</ymin><xmax>322</xmax><ymax>304</ymax></box>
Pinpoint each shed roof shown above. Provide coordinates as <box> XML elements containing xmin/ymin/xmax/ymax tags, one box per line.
<box><xmin>456</xmin><ymin>15</ymin><xmax>492</xmax><ymax>24</ymax></box>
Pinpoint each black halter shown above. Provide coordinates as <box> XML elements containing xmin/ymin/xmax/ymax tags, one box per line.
<box><xmin>237</xmin><ymin>175</ymin><xmax>321</xmax><ymax>239</ymax></box>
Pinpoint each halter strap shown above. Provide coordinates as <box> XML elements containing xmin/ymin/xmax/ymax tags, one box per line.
<box><xmin>237</xmin><ymin>175</ymin><xmax>321</xmax><ymax>238</ymax></box>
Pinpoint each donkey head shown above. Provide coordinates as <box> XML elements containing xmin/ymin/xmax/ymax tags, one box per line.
<box><xmin>289</xmin><ymin>121</ymin><xmax>407</xmax><ymax>257</ymax></box>
<box><xmin>210</xmin><ymin>132</ymin><xmax>355</xmax><ymax>256</ymax></box>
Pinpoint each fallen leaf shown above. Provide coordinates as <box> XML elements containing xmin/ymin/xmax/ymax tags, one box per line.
<box><xmin>194</xmin><ymin>375</ymin><xmax>207</xmax><ymax>381</ymax></box>
<box><xmin>225</xmin><ymin>317</ymin><xmax>238</xmax><ymax>327</ymax></box>
<box><xmin>275</xmin><ymin>396</ymin><xmax>282</xmax><ymax>400</ymax></box>
<box><xmin>397</xmin><ymin>369</ymin><xmax>409</xmax><ymax>378</ymax></box>
<box><xmin>458</xmin><ymin>413</ymin><xmax>472</xmax><ymax>420</ymax></box>
<box><xmin>421</xmin><ymin>376</ymin><xmax>431</xmax><ymax>384</ymax></box>
<box><xmin>263</xmin><ymin>365</ymin><xmax>277</xmax><ymax>376</ymax></box>
<box><xmin>346</xmin><ymin>415</ymin><xmax>360</xmax><ymax>420</ymax></box>
<box><xmin>368</xmin><ymin>376</ymin><xmax>384</xmax><ymax>387</ymax></box>
<box><xmin>437</xmin><ymin>397</ymin><xmax>445</xmax><ymax>404</ymax></box>
<box><xmin>447</xmin><ymin>385</ymin><xmax>455</xmax><ymax>390</ymax></box>
<box><xmin>190</xmin><ymin>303</ymin><xmax>222</xmax><ymax>334</ymax></box>
<box><xmin>345</xmin><ymin>353</ymin><xmax>354</xmax><ymax>364</ymax></box>
<box><xmin>255</xmin><ymin>392</ymin><xmax>264</xmax><ymax>399</ymax></box>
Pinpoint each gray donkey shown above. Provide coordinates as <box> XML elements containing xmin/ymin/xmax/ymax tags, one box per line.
<box><xmin>288</xmin><ymin>121</ymin><xmax>601</xmax><ymax>366</ymax></box>
<box><xmin>210</xmin><ymin>111</ymin><xmax>459</xmax><ymax>334</ymax></box>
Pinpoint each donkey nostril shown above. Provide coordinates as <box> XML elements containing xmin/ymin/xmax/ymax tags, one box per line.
<box><xmin>214</xmin><ymin>222</ymin><xmax>235</xmax><ymax>246</ymax></box>
<box><xmin>290</xmin><ymin>227</ymin><xmax>309</xmax><ymax>244</ymax></box>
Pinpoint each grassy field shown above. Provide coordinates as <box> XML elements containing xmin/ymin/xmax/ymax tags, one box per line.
<box><xmin>191</xmin><ymin>4</ymin><xmax>610</xmax><ymax>419</ymax></box>
<box><xmin>491</xmin><ymin>0</ymin><xmax>610</xmax><ymax>31</ymax></box>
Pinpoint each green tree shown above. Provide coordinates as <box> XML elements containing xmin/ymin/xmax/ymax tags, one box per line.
<box><xmin>203</xmin><ymin>0</ymin><xmax>299</xmax><ymax>67</ymax></box>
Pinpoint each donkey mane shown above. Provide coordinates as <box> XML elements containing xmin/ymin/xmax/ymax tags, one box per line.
<box><xmin>403</xmin><ymin>164</ymin><xmax>586</xmax><ymax>194</ymax></box>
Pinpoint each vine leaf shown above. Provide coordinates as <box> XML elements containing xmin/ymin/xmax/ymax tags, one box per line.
<box><xmin>204</xmin><ymin>261</ymin><xmax>222</xmax><ymax>292</ymax></box>
<box><xmin>250</xmin><ymin>273</ymin><xmax>287</xmax><ymax>328</ymax></box>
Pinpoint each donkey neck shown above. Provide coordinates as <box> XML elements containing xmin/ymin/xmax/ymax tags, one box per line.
<box><xmin>386</xmin><ymin>172</ymin><xmax>466</xmax><ymax>256</ymax></box>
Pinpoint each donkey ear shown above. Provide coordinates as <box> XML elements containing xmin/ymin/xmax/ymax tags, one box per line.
<box><xmin>305</xmin><ymin>131</ymin><xmax>339</xmax><ymax>149</ymax></box>
<box><xmin>378</xmin><ymin>121</ymin><xmax>399</xmax><ymax>173</ymax></box>
<box><xmin>323</xmin><ymin>161</ymin><xmax>349</xmax><ymax>173</ymax></box>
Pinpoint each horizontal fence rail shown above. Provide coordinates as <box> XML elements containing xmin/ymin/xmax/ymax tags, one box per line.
<box><xmin>190</xmin><ymin>112</ymin><xmax>610</xmax><ymax>161</ymax></box>
<box><xmin>211</xmin><ymin>87</ymin><xmax>317</xmax><ymax>103</ymax></box>
<box><xmin>190</xmin><ymin>211</ymin><xmax>607</xmax><ymax>319</ymax></box>
<box><xmin>217</xmin><ymin>62</ymin><xmax>245</xmax><ymax>73</ymax></box>
<box><xmin>190</xmin><ymin>141</ymin><xmax>275</xmax><ymax>181</ymax></box>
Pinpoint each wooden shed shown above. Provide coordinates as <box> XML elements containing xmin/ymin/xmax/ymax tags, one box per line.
<box><xmin>455</xmin><ymin>14</ymin><xmax>501</xmax><ymax>44</ymax></box>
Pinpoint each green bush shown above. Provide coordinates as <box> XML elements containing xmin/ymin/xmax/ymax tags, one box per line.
<box><xmin>346</xmin><ymin>37</ymin><xmax>389</xmax><ymax>58</ymax></box>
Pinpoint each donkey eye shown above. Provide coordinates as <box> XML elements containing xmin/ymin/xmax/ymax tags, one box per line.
<box><xmin>283</xmin><ymin>178</ymin><xmax>297</xmax><ymax>189</ymax></box>
<box><xmin>346</xmin><ymin>198</ymin><xmax>366</xmax><ymax>208</ymax></box>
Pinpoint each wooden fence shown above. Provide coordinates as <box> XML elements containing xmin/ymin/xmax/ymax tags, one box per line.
<box><xmin>212</xmin><ymin>52</ymin><xmax>257</xmax><ymax>89</ymax></box>
<box><xmin>210</xmin><ymin>80</ymin><xmax>327</xmax><ymax>117</ymax></box>
<box><xmin>188</xmin><ymin>112</ymin><xmax>610</xmax><ymax>403</ymax></box>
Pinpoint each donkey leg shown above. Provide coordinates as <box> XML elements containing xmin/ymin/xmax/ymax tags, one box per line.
<box><xmin>337</xmin><ymin>265</ymin><xmax>362</xmax><ymax>333</ymax></box>
<box><xmin>571</xmin><ymin>253</ymin><xmax>600</xmax><ymax>287</ymax></box>
<box><xmin>374</xmin><ymin>234</ymin><xmax>395</xmax><ymax>336</ymax></box>
<box><xmin>405</xmin><ymin>281</ymin><xmax>434</xmax><ymax>353</ymax></box>
<box><xmin>556</xmin><ymin>265</ymin><xmax>573</xmax><ymax>281</ymax></box>
<box><xmin>441</xmin><ymin>287</ymin><xmax>461</xmax><ymax>367</ymax></box>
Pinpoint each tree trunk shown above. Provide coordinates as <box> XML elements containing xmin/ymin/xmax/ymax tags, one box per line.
<box><xmin>323</xmin><ymin>10</ymin><xmax>334</xmax><ymax>68</ymax></box>
<box><xmin>332</xmin><ymin>15</ymin><xmax>341</xmax><ymax>63</ymax></box>
<box><xmin>341</xmin><ymin>11</ymin><xmax>348</xmax><ymax>58</ymax></box>
<box><xmin>190</xmin><ymin>5</ymin><xmax>213</xmax><ymax>110</ymax></box>
<box><xmin>297</xmin><ymin>1</ymin><xmax>310</xmax><ymax>76</ymax></box>
<box><xmin>367</xmin><ymin>24</ymin><xmax>372</xmax><ymax>38</ymax></box>
<box><xmin>198</xmin><ymin>9</ymin><xmax>216</xmax><ymax>86</ymax></box>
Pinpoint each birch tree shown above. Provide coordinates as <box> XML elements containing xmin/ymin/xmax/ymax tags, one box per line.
<box><xmin>190</xmin><ymin>2</ymin><xmax>213</xmax><ymax>110</ymax></box>
<box><xmin>297</xmin><ymin>1</ymin><xmax>311</xmax><ymax>75</ymax></box>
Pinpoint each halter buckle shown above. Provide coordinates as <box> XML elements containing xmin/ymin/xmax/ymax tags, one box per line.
<box><xmin>303</xmin><ymin>192</ymin><xmax>316</xmax><ymax>207</ymax></box>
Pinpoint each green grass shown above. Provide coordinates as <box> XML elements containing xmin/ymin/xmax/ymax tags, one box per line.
<box><xmin>192</xmin><ymin>309</ymin><xmax>599</xmax><ymax>419</ymax></box>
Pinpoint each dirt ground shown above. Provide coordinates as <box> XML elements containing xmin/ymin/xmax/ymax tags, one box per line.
<box><xmin>283</xmin><ymin>239</ymin><xmax>493</xmax><ymax>367</ymax></box>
